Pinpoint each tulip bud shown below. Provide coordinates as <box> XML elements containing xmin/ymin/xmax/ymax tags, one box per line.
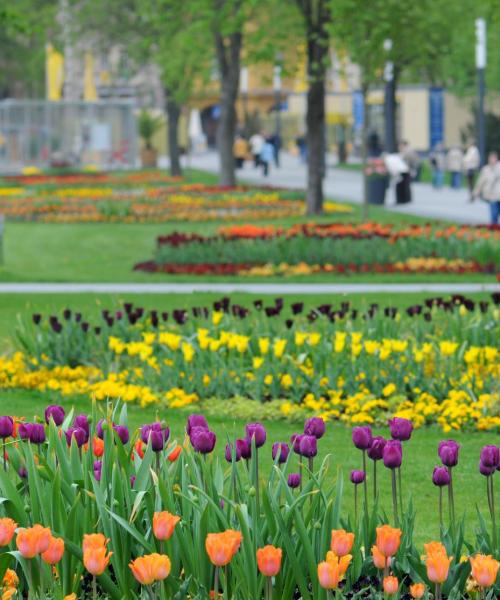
<box><xmin>245</xmin><ymin>423</ymin><xmax>266</xmax><ymax>448</ymax></box>
<box><xmin>432</xmin><ymin>466</ymin><xmax>450</xmax><ymax>487</ymax></box>
<box><xmin>44</xmin><ymin>405</ymin><xmax>65</xmax><ymax>427</ymax></box>
<box><xmin>352</xmin><ymin>426</ymin><xmax>372</xmax><ymax>450</ymax></box>
<box><xmin>480</xmin><ymin>445</ymin><xmax>499</xmax><ymax>468</ymax></box>
<box><xmin>272</xmin><ymin>442</ymin><xmax>290</xmax><ymax>464</ymax></box>
<box><xmin>438</xmin><ymin>440</ymin><xmax>460</xmax><ymax>467</ymax></box>
<box><xmin>304</xmin><ymin>417</ymin><xmax>326</xmax><ymax>439</ymax></box>
<box><xmin>388</xmin><ymin>417</ymin><xmax>413</xmax><ymax>441</ymax></box>
<box><xmin>350</xmin><ymin>470</ymin><xmax>366</xmax><ymax>485</ymax></box>
<box><xmin>383</xmin><ymin>440</ymin><xmax>402</xmax><ymax>469</ymax></box>
<box><xmin>367</xmin><ymin>436</ymin><xmax>386</xmax><ymax>461</ymax></box>
<box><xmin>287</xmin><ymin>473</ymin><xmax>301</xmax><ymax>488</ymax></box>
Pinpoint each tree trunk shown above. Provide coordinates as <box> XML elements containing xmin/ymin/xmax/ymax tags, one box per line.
<box><xmin>301</xmin><ymin>0</ymin><xmax>330</xmax><ymax>215</ymax></box>
<box><xmin>384</xmin><ymin>68</ymin><xmax>399</xmax><ymax>153</ymax></box>
<box><xmin>166</xmin><ymin>90</ymin><xmax>182</xmax><ymax>177</ymax></box>
<box><xmin>214</xmin><ymin>2</ymin><xmax>242</xmax><ymax>186</ymax></box>
<box><xmin>361</xmin><ymin>83</ymin><xmax>370</xmax><ymax>221</ymax></box>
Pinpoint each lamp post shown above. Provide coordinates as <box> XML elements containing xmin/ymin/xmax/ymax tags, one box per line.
<box><xmin>475</xmin><ymin>18</ymin><xmax>486</xmax><ymax>166</ymax></box>
<box><xmin>383</xmin><ymin>39</ymin><xmax>396</xmax><ymax>153</ymax></box>
<box><xmin>240</xmin><ymin>66</ymin><xmax>249</xmax><ymax>134</ymax></box>
<box><xmin>273</xmin><ymin>64</ymin><xmax>282</xmax><ymax>166</ymax></box>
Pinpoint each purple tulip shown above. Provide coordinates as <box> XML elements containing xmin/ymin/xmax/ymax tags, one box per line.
<box><xmin>0</xmin><ymin>417</ymin><xmax>13</xmax><ymax>439</ymax></box>
<box><xmin>130</xmin><ymin>475</ymin><xmax>136</xmax><ymax>487</ymax></box>
<box><xmin>44</xmin><ymin>405</ymin><xmax>65</xmax><ymax>426</ymax></box>
<box><xmin>291</xmin><ymin>433</ymin><xmax>304</xmax><ymax>453</ymax></box>
<box><xmin>18</xmin><ymin>467</ymin><xmax>28</xmax><ymax>479</ymax></box>
<box><xmin>350</xmin><ymin>470</ymin><xmax>366</xmax><ymax>484</ymax></box>
<box><xmin>287</xmin><ymin>473</ymin><xmax>301</xmax><ymax>488</ymax></box>
<box><xmin>18</xmin><ymin>423</ymin><xmax>33</xmax><ymax>440</ymax></box>
<box><xmin>479</xmin><ymin>461</ymin><xmax>496</xmax><ymax>477</ymax></box>
<box><xmin>367</xmin><ymin>436</ymin><xmax>386</xmax><ymax>461</ymax></box>
<box><xmin>190</xmin><ymin>428</ymin><xmax>216</xmax><ymax>454</ymax></box>
<box><xmin>245</xmin><ymin>423</ymin><xmax>266</xmax><ymax>448</ymax></box>
<box><xmin>480</xmin><ymin>445</ymin><xmax>499</xmax><ymax>468</ymax></box>
<box><xmin>93</xmin><ymin>460</ymin><xmax>102</xmax><ymax>481</ymax></box>
<box><xmin>298</xmin><ymin>435</ymin><xmax>317</xmax><ymax>458</ymax></box>
<box><xmin>432</xmin><ymin>466</ymin><xmax>451</xmax><ymax>487</ymax></box>
<box><xmin>272</xmin><ymin>442</ymin><xmax>290</xmax><ymax>464</ymax></box>
<box><xmin>141</xmin><ymin>422</ymin><xmax>169</xmax><ymax>452</ymax></box>
<box><xmin>304</xmin><ymin>417</ymin><xmax>326</xmax><ymax>439</ymax></box>
<box><xmin>186</xmin><ymin>414</ymin><xmax>208</xmax><ymax>436</ymax></box>
<box><xmin>65</xmin><ymin>427</ymin><xmax>87</xmax><ymax>447</ymax></box>
<box><xmin>383</xmin><ymin>440</ymin><xmax>402</xmax><ymax>469</ymax></box>
<box><xmin>438</xmin><ymin>440</ymin><xmax>460</xmax><ymax>467</ymax></box>
<box><xmin>225</xmin><ymin>443</ymin><xmax>241</xmax><ymax>462</ymax></box>
<box><xmin>96</xmin><ymin>419</ymin><xmax>105</xmax><ymax>439</ymax></box>
<box><xmin>236</xmin><ymin>438</ymin><xmax>251</xmax><ymax>460</ymax></box>
<box><xmin>73</xmin><ymin>414</ymin><xmax>90</xmax><ymax>441</ymax></box>
<box><xmin>113</xmin><ymin>425</ymin><xmax>129</xmax><ymax>445</ymax></box>
<box><xmin>388</xmin><ymin>417</ymin><xmax>413</xmax><ymax>441</ymax></box>
<box><xmin>352</xmin><ymin>426</ymin><xmax>372</xmax><ymax>450</ymax></box>
<box><xmin>19</xmin><ymin>423</ymin><xmax>45</xmax><ymax>444</ymax></box>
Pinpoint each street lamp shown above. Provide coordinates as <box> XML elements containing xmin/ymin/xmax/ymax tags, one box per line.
<box><xmin>273</xmin><ymin>64</ymin><xmax>282</xmax><ymax>166</ymax></box>
<box><xmin>475</xmin><ymin>18</ymin><xmax>487</xmax><ymax>166</ymax></box>
<box><xmin>383</xmin><ymin>38</ymin><xmax>396</xmax><ymax>153</ymax></box>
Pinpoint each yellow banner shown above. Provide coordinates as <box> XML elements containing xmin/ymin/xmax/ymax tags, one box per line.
<box><xmin>46</xmin><ymin>44</ymin><xmax>64</xmax><ymax>101</ymax></box>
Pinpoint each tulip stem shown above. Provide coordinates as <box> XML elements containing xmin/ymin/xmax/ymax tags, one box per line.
<box><xmin>299</xmin><ymin>457</ymin><xmax>303</xmax><ymax>492</ymax></box>
<box><xmin>214</xmin><ymin>566</ymin><xmax>219</xmax><ymax>600</ymax></box>
<box><xmin>265</xmin><ymin>576</ymin><xmax>272</xmax><ymax>600</ymax></box>
<box><xmin>397</xmin><ymin>467</ymin><xmax>403</xmax><ymax>516</ymax></box>
<box><xmin>92</xmin><ymin>575</ymin><xmax>97</xmax><ymax>600</ymax></box>
<box><xmin>373</xmin><ymin>460</ymin><xmax>377</xmax><ymax>502</ymax></box>
<box><xmin>447</xmin><ymin>467</ymin><xmax>455</xmax><ymax>532</ymax></box>
<box><xmin>2</xmin><ymin>439</ymin><xmax>5</xmax><ymax>471</ymax></box>
<box><xmin>489</xmin><ymin>475</ymin><xmax>497</xmax><ymax>548</ymax></box>
<box><xmin>354</xmin><ymin>484</ymin><xmax>358</xmax><ymax>524</ymax></box>
<box><xmin>391</xmin><ymin>468</ymin><xmax>399</xmax><ymax>526</ymax></box>
<box><xmin>362</xmin><ymin>450</ymin><xmax>368</xmax><ymax>513</ymax></box>
<box><xmin>438</xmin><ymin>487</ymin><xmax>443</xmax><ymax>532</ymax></box>
<box><xmin>435</xmin><ymin>583</ymin><xmax>441</xmax><ymax>600</ymax></box>
<box><xmin>255</xmin><ymin>448</ymin><xmax>260</xmax><ymax>518</ymax></box>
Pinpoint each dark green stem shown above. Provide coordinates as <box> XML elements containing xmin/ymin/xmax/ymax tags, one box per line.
<box><xmin>391</xmin><ymin>468</ymin><xmax>399</xmax><ymax>526</ymax></box>
<box><xmin>439</xmin><ymin>487</ymin><xmax>443</xmax><ymax>533</ymax></box>
<box><xmin>214</xmin><ymin>566</ymin><xmax>219</xmax><ymax>599</ymax></box>
<box><xmin>92</xmin><ymin>575</ymin><xmax>97</xmax><ymax>600</ymax></box>
<box><xmin>397</xmin><ymin>466</ymin><xmax>403</xmax><ymax>516</ymax></box>
<box><xmin>489</xmin><ymin>475</ymin><xmax>497</xmax><ymax>549</ymax></box>
<box><xmin>362</xmin><ymin>450</ymin><xmax>368</xmax><ymax>513</ymax></box>
<box><xmin>373</xmin><ymin>459</ymin><xmax>377</xmax><ymax>502</ymax></box>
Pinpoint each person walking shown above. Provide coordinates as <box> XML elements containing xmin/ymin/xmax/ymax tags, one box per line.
<box><xmin>429</xmin><ymin>142</ymin><xmax>446</xmax><ymax>189</ymax></box>
<box><xmin>296</xmin><ymin>135</ymin><xmax>307</xmax><ymax>164</ymax></box>
<box><xmin>446</xmin><ymin>146</ymin><xmax>464</xmax><ymax>189</ymax></box>
<box><xmin>473</xmin><ymin>151</ymin><xmax>500</xmax><ymax>224</ymax></box>
<box><xmin>260</xmin><ymin>138</ymin><xmax>275</xmax><ymax>177</ymax></box>
<box><xmin>400</xmin><ymin>140</ymin><xmax>421</xmax><ymax>181</ymax></box>
<box><xmin>463</xmin><ymin>141</ymin><xmax>481</xmax><ymax>201</ymax></box>
<box><xmin>249</xmin><ymin>131</ymin><xmax>265</xmax><ymax>168</ymax></box>
<box><xmin>233</xmin><ymin>134</ymin><xmax>249</xmax><ymax>169</ymax></box>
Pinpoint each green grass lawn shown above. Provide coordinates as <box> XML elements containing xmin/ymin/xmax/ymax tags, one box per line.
<box><xmin>0</xmin><ymin>388</ymin><xmax>493</xmax><ymax>547</ymax></box>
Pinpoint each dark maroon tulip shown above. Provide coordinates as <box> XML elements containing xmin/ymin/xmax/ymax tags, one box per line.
<box><xmin>30</xmin><ymin>424</ymin><xmax>46</xmax><ymax>444</ymax></box>
<box><xmin>236</xmin><ymin>438</ymin><xmax>251</xmax><ymax>460</ymax></box>
<box><xmin>438</xmin><ymin>440</ymin><xmax>460</xmax><ymax>467</ymax></box>
<box><xmin>130</xmin><ymin>475</ymin><xmax>136</xmax><ymax>487</ymax></box>
<box><xmin>0</xmin><ymin>416</ymin><xmax>14</xmax><ymax>438</ymax></box>
<box><xmin>383</xmin><ymin>440</ymin><xmax>402</xmax><ymax>469</ymax></box>
<box><xmin>432</xmin><ymin>466</ymin><xmax>451</xmax><ymax>487</ymax></box>
<box><xmin>479</xmin><ymin>461</ymin><xmax>496</xmax><ymax>477</ymax></box>
<box><xmin>291</xmin><ymin>302</ymin><xmax>304</xmax><ymax>314</ymax></box>
<box><xmin>113</xmin><ymin>425</ymin><xmax>129</xmax><ymax>445</ymax></box>
<box><xmin>18</xmin><ymin>423</ymin><xmax>33</xmax><ymax>440</ymax></box>
<box><xmin>245</xmin><ymin>423</ymin><xmax>266</xmax><ymax>448</ymax></box>
<box><xmin>44</xmin><ymin>405</ymin><xmax>65</xmax><ymax>426</ymax></box>
<box><xmin>225</xmin><ymin>443</ymin><xmax>241</xmax><ymax>463</ymax></box>
<box><xmin>18</xmin><ymin>467</ymin><xmax>28</xmax><ymax>479</ymax></box>
<box><xmin>96</xmin><ymin>419</ymin><xmax>105</xmax><ymax>439</ymax></box>
<box><xmin>272</xmin><ymin>442</ymin><xmax>290</xmax><ymax>464</ymax></box>
<box><xmin>304</xmin><ymin>417</ymin><xmax>326</xmax><ymax>439</ymax></box>
<box><xmin>291</xmin><ymin>433</ymin><xmax>304</xmax><ymax>454</ymax></box>
<box><xmin>287</xmin><ymin>473</ymin><xmax>301</xmax><ymax>488</ymax></box>
<box><xmin>186</xmin><ymin>414</ymin><xmax>209</xmax><ymax>436</ymax></box>
<box><xmin>480</xmin><ymin>445</ymin><xmax>499</xmax><ymax>468</ymax></box>
<box><xmin>352</xmin><ymin>426</ymin><xmax>372</xmax><ymax>450</ymax></box>
<box><xmin>65</xmin><ymin>427</ymin><xmax>87</xmax><ymax>447</ymax></box>
<box><xmin>32</xmin><ymin>314</ymin><xmax>42</xmax><ymax>325</ymax></box>
<box><xmin>190</xmin><ymin>428</ymin><xmax>216</xmax><ymax>454</ymax></box>
<box><xmin>388</xmin><ymin>417</ymin><xmax>413</xmax><ymax>441</ymax></box>
<box><xmin>367</xmin><ymin>436</ymin><xmax>386</xmax><ymax>461</ymax></box>
<box><xmin>350</xmin><ymin>470</ymin><xmax>366</xmax><ymax>484</ymax></box>
<box><xmin>93</xmin><ymin>460</ymin><xmax>102</xmax><ymax>481</ymax></box>
<box><xmin>141</xmin><ymin>422</ymin><xmax>169</xmax><ymax>451</ymax></box>
<box><xmin>298</xmin><ymin>435</ymin><xmax>317</xmax><ymax>458</ymax></box>
<box><xmin>73</xmin><ymin>414</ymin><xmax>90</xmax><ymax>441</ymax></box>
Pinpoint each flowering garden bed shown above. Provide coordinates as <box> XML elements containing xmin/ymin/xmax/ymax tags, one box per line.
<box><xmin>133</xmin><ymin>223</ymin><xmax>500</xmax><ymax>277</ymax></box>
<box><xmin>0</xmin><ymin>405</ymin><xmax>497</xmax><ymax>598</ymax></box>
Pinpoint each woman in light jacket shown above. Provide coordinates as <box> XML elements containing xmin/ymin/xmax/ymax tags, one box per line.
<box><xmin>473</xmin><ymin>151</ymin><xmax>500</xmax><ymax>224</ymax></box>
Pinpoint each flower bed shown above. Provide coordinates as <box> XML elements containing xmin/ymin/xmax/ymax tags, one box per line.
<box><xmin>8</xmin><ymin>295</ymin><xmax>500</xmax><ymax>432</ymax></box>
<box><xmin>133</xmin><ymin>223</ymin><xmax>500</xmax><ymax>276</ymax></box>
<box><xmin>0</xmin><ymin>173</ymin><xmax>351</xmax><ymax>223</ymax></box>
<box><xmin>0</xmin><ymin>406</ymin><xmax>497</xmax><ymax>598</ymax></box>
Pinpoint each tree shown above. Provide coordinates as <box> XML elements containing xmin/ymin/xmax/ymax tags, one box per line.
<box><xmin>295</xmin><ymin>0</ymin><xmax>331</xmax><ymax>214</ymax></box>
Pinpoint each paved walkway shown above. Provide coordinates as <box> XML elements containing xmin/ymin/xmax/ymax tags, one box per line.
<box><xmin>184</xmin><ymin>152</ymin><xmax>490</xmax><ymax>224</ymax></box>
<box><xmin>1</xmin><ymin>283</ymin><xmax>498</xmax><ymax>294</ymax></box>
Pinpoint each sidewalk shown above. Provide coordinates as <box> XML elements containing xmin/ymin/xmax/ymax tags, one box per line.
<box><xmin>184</xmin><ymin>152</ymin><xmax>490</xmax><ymax>224</ymax></box>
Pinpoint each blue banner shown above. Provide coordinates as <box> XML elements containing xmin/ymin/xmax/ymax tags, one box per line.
<box><xmin>352</xmin><ymin>91</ymin><xmax>364</xmax><ymax>133</ymax></box>
<box><xmin>429</xmin><ymin>88</ymin><xmax>444</xmax><ymax>150</ymax></box>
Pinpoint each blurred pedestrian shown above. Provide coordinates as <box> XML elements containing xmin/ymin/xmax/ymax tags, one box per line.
<box><xmin>269</xmin><ymin>133</ymin><xmax>282</xmax><ymax>167</ymax></box>
<box><xmin>429</xmin><ymin>143</ymin><xmax>446</xmax><ymax>189</ymax></box>
<box><xmin>463</xmin><ymin>141</ymin><xmax>481</xmax><ymax>201</ymax></box>
<box><xmin>233</xmin><ymin>134</ymin><xmax>249</xmax><ymax>169</ymax></box>
<box><xmin>399</xmin><ymin>140</ymin><xmax>421</xmax><ymax>181</ymax></box>
<box><xmin>385</xmin><ymin>152</ymin><xmax>411</xmax><ymax>204</ymax></box>
<box><xmin>296</xmin><ymin>135</ymin><xmax>307</xmax><ymax>164</ymax></box>
<box><xmin>473</xmin><ymin>151</ymin><xmax>500</xmax><ymax>224</ymax></box>
<box><xmin>260</xmin><ymin>138</ymin><xmax>275</xmax><ymax>177</ymax></box>
<box><xmin>446</xmin><ymin>146</ymin><xmax>464</xmax><ymax>189</ymax></box>
<box><xmin>249</xmin><ymin>131</ymin><xmax>265</xmax><ymax>168</ymax></box>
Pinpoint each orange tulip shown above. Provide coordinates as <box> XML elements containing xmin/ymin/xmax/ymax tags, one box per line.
<box><xmin>93</xmin><ymin>437</ymin><xmax>104</xmax><ymax>457</ymax></box>
<box><xmin>469</xmin><ymin>554</ymin><xmax>500</xmax><ymax>589</ymax></box>
<box><xmin>326</xmin><ymin>552</ymin><xmax>351</xmax><ymax>577</ymax></box>
<box><xmin>2</xmin><ymin>589</ymin><xmax>16</xmax><ymax>600</ymax></box>
<box><xmin>425</xmin><ymin>544</ymin><xmax>452</xmax><ymax>584</ymax></box>
<box><xmin>153</xmin><ymin>511</ymin><xmax>180</xmax><ymax>541</ymax></box>
<box><xmin>375</xmin><ymin>525</ymin><xmax>401</xmax><ymax>558</ymax></box>
<box><xmin>205</xmin><ymin>530</ymin><xmax>242</xmax><ymax>566</ymax></box>
<box><xmin>16</xmin><ymin>524</ymin><xmax>52</xmax><ymax>558</ymax></box>
<box><xmin>2</xmin><ymin>569</ymin><xmax>18</xmax><ymax>588</ymax></box>
<box><xmin>317</xmin><ymin>553</ymin><xmax>351</xmax><ymax>590</ymax></box>
<box><xmin>83</xmin><ymin>546</ymin><xmax>112</xmax><ymax>576</ymax></box>
<box><xmin>371</xmin><ymin>545</ymin><xmax>390</xmax><ymax>569</ymax></box>
<box><xmin>383</xmin><ymin>576</ymin><xmax>399</xmax><ymax>595</ymax></box>
<box><xmin>129</xmin><ymin>553</ymin><xmax>171</xmax><ymax>585</ymax></box>
<box><xmin>41</xmin><ymin>536</ymin><xmax>65</xmax><ymax>564</ymax></box>
<box><xmin>64</xmin><ymin>595</ymin><xmax>77</xmax><ymax>600</ymax></box>
<box><xmin>256</xmin><ymin>545</ymin><xmax>282</xmax><ymax>577</ymax></box>
<box><xmin>0</xmin><ymin>518</ymin><xmax>17</xmax><ymax>546</ymax></box>
<box><xmin>83</xmin><ymin>533</ymin><xmax>108</xmax><ymax>552</ymax></box>
<box><xmin>330</xmin><ymin>529</ymin><xmax>354</xmax><ymax>557</ymax></box>
<box><xmin>410</xmin><ymin>582</ymin><xmax>426</xmax><ymax>598</ymax></box>
<box><xmin>168</xmin><ymin>446</ymin><xmax>182</xmax><ymax>462</ymax></box>
<box><xmin>134</xmin><ymin>439</ymin><xmax>145</xmax><ymax>459</ymax></box>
